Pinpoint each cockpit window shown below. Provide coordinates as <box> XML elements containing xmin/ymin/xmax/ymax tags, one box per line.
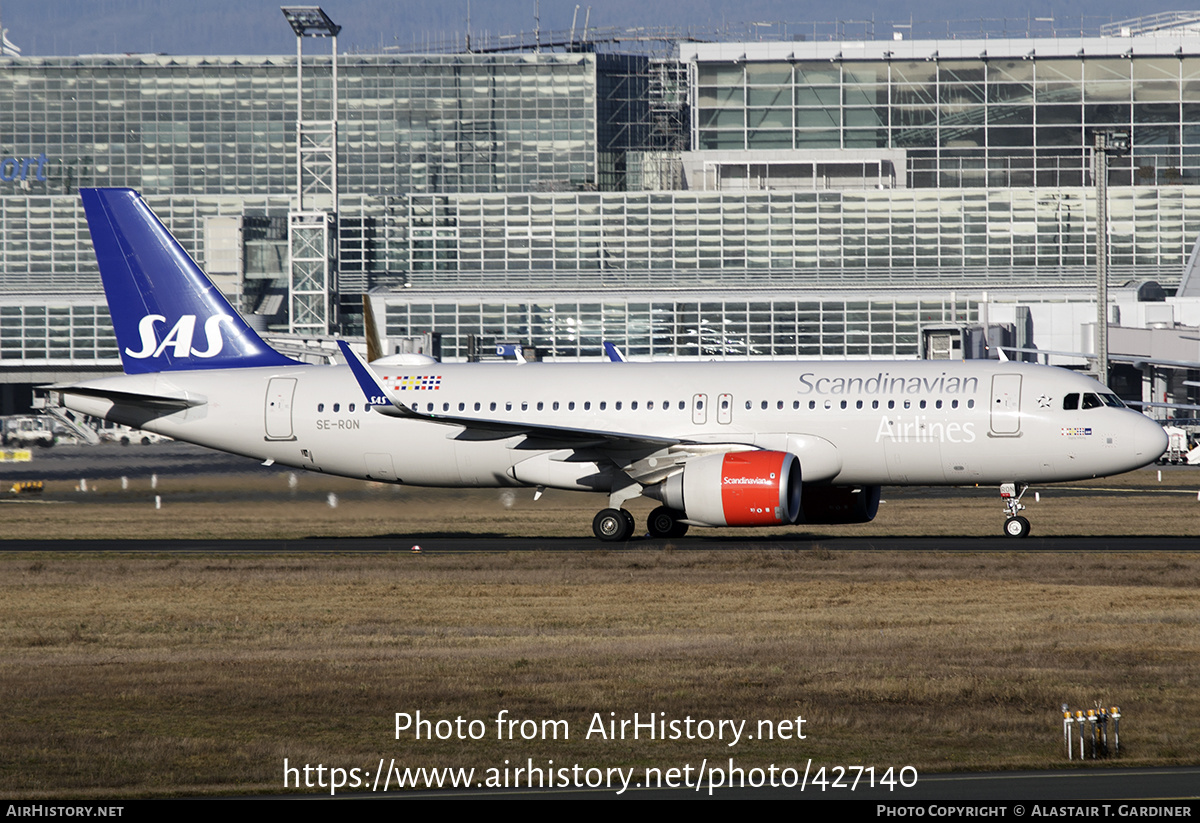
<box><xmin>1080</xmin><ymin>392</ymin><xmax>1123</xmax><ymax>410</ymax></box>
<box><xmin>1062</xmin><ymin>393</ymin><xmax>1079</xmax><ymax>410</ymax></box>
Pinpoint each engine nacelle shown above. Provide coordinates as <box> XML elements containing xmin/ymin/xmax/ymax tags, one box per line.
<box><xmin>798</xmin><ymin>485</ymin><xmax>881</xmax><ymax>524</ymax></box>
<box><xmin>655</xmin><ymin>450</ymin><xmax>801</xmax><ymax>527</ymax></box>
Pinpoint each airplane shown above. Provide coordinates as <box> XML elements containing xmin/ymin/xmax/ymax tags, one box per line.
<box><xmin>47</xmin><ymin>188</ymin><xmax>1169</xmax><ymax>541</ymax></box>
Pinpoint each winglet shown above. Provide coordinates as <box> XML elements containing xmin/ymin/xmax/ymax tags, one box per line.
<box><xmin>602</xmin><ymin>341</ymin><xmax>627</xmax><ymax>362</ymax></box>
<box><xmin>336</xmin><ymin>340</ymin><xmax>394</xmax><ymax>407</ymax></box>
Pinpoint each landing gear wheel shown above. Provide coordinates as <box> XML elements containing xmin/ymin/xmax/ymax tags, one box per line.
<box><xmin>1004</xmin><ymin>516</ymin><xmax>1031</xmax><ymax>538</ymax></box>
<box><xmin>621</xmin><ymin>509</ymin><xmax>636</xmax><ymax>537</ymax></box>
<box><xmin>647</xmin><ymin>506</ymin><xmax>689</xmax><ymax>538</ymax></box>
<box><xmin>593</xmin><ymin>508</ymin><xmax>633</xmax><ymax>542</ymax></box>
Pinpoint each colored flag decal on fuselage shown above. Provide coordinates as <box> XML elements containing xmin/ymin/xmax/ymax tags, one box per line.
<box><xmin>1060</xmin><ymin>427</ymin><xmax>1092</xmax><ymax>436</ymax></box>
<box><xmin>384</xmin><ymin>375</ymin><xmax>442</xmax><ymax>391</ymax></box>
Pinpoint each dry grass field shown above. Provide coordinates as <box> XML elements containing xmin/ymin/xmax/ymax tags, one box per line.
<box><xmin>1</xmin><ymin>468</ymin><xmax>1198</xmax><ymax>798</ymax></box>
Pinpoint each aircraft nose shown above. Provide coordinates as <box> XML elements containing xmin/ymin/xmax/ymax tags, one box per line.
<box><xmin>1133</xmin><ymin>415</ymin><xmax>1169</xmax><ymax>464</ymax></box>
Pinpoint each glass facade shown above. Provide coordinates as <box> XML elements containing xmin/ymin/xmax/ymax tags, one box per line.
<box><xmin>396</xmin><ymin>188</ymin><xmax>1200</xmax><ymax>288</ymax></box>
<box><xmin>0</xmin><ymin>53</ymin><xmax>602</xmax><ymax>197</ymax></box>
<box><xmin>691</xmin><ymin>47</ymin><xmax>1200</xmax><ymax>188</ymax></box>
<box><xmin>379</xmin><ymin>293</ymin><xmax>974</xmax><ymax>361</ymax></box>
<box><xmin>0</xmin><ymin>299</ymin><xmax>116</xmax><ymax>365</ymax></box>
<box><xmin>5</xmin><ymin>30</ymin><xmax>1200</xmax><ymax>372</ymax></box>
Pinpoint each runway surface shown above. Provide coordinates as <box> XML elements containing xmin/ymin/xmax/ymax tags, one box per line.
<box><xmin>2</xmin><ymin>535</ymin><xmax>1198</xmax><ymax>552</ymax></box>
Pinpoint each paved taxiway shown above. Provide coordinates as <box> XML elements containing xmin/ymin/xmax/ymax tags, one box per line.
<box><xmin>2</xmin><ymin>535</ymin><xmax>1198</xmax><ymax>552</ymax></box>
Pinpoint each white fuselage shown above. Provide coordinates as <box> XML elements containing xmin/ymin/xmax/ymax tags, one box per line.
<box><xmin>58</xmin><ymin>359</ymin><xmax>1166</xmax><ymax>491</ymax></box>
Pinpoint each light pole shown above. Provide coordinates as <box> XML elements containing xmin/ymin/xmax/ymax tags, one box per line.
<box><xmin>281</xmin><ymin>6</ymin><xmax>340</xmax><ymax>211</ymax></box>
<box><xmin>1092</xmin><ymin>129</ymin><xmax>1128</xmax><ymax>388</ymax></box>
<box><xmin>281</xmin><ymin>6</ymin><xmax>341</xmax><ymax>336</ymax></box>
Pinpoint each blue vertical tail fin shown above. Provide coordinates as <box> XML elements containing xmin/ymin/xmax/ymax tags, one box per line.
<box><xmin>80</xmin><ymin>187</ymin><xmax>299</xmax><ymax>374</ymax></box>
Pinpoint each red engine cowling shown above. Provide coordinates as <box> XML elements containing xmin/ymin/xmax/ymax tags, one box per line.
<box><xmin>798</xmin><ymin>485</ymin><xmax>881</xmax><ymax>524</ymax></box>
<box><xmin>656</xmin><ymin>451</ymin><xmax>802</xmax><ymax>527</ymax></box>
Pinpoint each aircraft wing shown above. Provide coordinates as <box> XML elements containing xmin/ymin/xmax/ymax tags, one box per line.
<box><xmin>337</xmin><ymin>340</ymin><xmax>681</xmax><ymax>448</ymax></box>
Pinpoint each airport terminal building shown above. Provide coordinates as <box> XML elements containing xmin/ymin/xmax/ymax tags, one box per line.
<box><xmin>4</xmin><ymin>14</ymin><xmax>1200</xmax><ymax>413</ymax></box>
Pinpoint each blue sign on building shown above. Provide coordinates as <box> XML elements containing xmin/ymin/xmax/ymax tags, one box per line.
<box><xmin>1</xmin><ymin>153</ymin><xmax>47</xmax><ymax>182</ymax></box>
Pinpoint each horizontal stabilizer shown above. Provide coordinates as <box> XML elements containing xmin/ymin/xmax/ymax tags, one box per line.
<box><xmin>51</xmin><ymin>384</ymin><xmax>206</xmax><ymax>410</ymax></box>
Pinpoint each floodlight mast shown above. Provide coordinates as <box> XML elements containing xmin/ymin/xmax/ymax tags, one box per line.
<box><xmin>281</xmin><ymin>6</ymin><xmax>340</xmax><ymax>211</ymax></box>
<box><xmin>1091</xmin><ymin>129</ymin><xmax>1129</xmax><ymax>389</ymax></box>
<box><xmin>281</xmin><ymin>6</ymin><xmax>340</xmax><ymax>336</ymax></box>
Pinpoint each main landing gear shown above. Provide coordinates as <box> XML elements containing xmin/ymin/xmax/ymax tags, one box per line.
<box><xmin>592</xmin><ymin>508</ymin><xmax>636</xmax><ymax>541</ymax></box>
<box><xmin>646</xmin><ymin>506</ymin><xmax>689</xmax><ymax>539</ymax></box>
<box><xmin>591</xmin><ymin>506</ymin><xmax>691</xmax><ymax>541</ymax></box>
<box><xmin>1000</xmin><ymin>482</ymin><xmax>1031</xmax><ymax>538</ymax></box>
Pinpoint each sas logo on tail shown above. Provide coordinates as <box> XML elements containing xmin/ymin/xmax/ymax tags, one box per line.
<box><xmin>125</xmin><ymin>314</ymin><xmax>237</xmax><ymax>360</ymax></box>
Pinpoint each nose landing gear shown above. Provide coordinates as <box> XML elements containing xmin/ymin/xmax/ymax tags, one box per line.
<box><xmin>1000</xmin><ymin>482</ymin><xmax>1031</xmax><ymax>538</ymax></box>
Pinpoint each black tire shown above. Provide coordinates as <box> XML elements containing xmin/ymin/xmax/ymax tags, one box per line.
<box><xmin>647</xmin><ymin>506</ymin><xmax>688</xmax><ymax>538</ymax></box>
<box><xmin>593</xmin><ymin>508</ymin><xmax>632</xmax><ymax>542</ymax></box>
<box><xmin>1003</xmin><ymin>516</ymin><xmax>1031</xmax><ymax>538</ymax></box>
